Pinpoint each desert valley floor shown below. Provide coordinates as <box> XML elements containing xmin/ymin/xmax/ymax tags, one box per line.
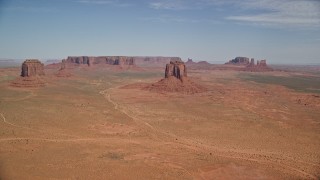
<box><xmin>0</xmin><ymin>65</ymin><xmax>320</xmax><ymax>179</ymax></box>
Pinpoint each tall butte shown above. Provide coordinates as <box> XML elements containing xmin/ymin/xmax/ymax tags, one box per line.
<box><xmin>11</xmin><ymin>59</ymin><xmax>46</xmax><ymax>88</ymax></box>
<box><xmin>145</xmin><ymin>57</ymin><xmax>206</xmax><ymax>94</ymax></box>
<box><xmin>165</xmin><ymin>58</ymin><xmax>187</xmax><ymax>81</ymax></box>
<box><xmin>21</xmin><ymin>59</ymin><xmax>45</xmax><ymax>77</ymax></box>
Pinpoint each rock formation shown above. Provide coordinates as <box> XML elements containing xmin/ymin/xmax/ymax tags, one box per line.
<box><xmin>21</xmin><ymin>59</ymin><xmax>45</xmax><ymax>77</ymax></box>
<box><xmin>185</xmin><ymin>58</ymin><xmax>195</xmax><ymax>65</ymax></box>
<box><xmin>257</xmin><ymin>60</ymin><xmax>267</xmax><ymax>67</ymax></box>
<box><xmin>165</xmin><ymin>58</ymin><xmax>187</xmax><ymax>81</ymax></box>
<box><xmin>11</xmin><ymin>59</ymin><xmax>46</xmax><ymax>88</ymax></box>
<box><xmin>245</xmin><ymin>59</ymin><xmax>272</xmax><ymax>72</ymax></box>
<box><xmin>66</xmin><ymin>56</ymin><xmax>184</xmax><ymax>67</ymax></box>
<box><xmin>226</xmin><ymin>57</ymin><xmax>250</xmax><ymax>65</ymax></box>
<box><xmin>144</xmin><ymin>57</ymin><xmax>207</xmax><ymax>94</ymax></box>
<box><xmin>134</xmin><ymin>56</ymin><xmax>174</xmax><ymax>67</ymax></box>
<box><xmin>66</xmin><ymin>56</ymin><xmax>92</xmax><ymax>66</ymax></box>
<box><xmin>66</xmin><ymin>56</ymin><xmax>135</xmax><ymax>66</ymax></box>
<box><xmin>185</xmin><ymin>59</ymin><xmax>213</xmax><ymax>70</ymax></box>
<box><xmin>224</xmin><ymin>57</ymin><xmax>272</xmax><ymax>72</ymax></box>
<box><xmin>56</xmin><ymin>59</ymin><xmax>72</xmax><ymax>77</ymax></box>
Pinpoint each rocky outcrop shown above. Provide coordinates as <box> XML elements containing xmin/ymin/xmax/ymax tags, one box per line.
<box><xmin>66</xmin><ymin>56</ymin><xmax>135</xmax><ymax>66</ymax></box>
<box><xmin>144</xmin><ymin>57</ymin><xmax>206</xmax><ymax>94</ymax></box>
<box><xmin>224</xmin><ymin>57</ymin><xmax>272</xmax><ymax>72</ymax></box>
<box><xmin>21</xmin><ymin>59</ymin><xmax>45</xmax><ymax>77</ymax></box>
<box><xmin>165</xmin><ymin>58</ymin><xmax>187</xmax><ymax>81</ymax></box>
<box><xmin>134</xmin><ymin>56</ymin><xmax>174</xmax><ymax>67</ymax></box>
<box><xmin>185</xmin><ymin>58</ymin><xmax>195</xmax><ymax>65</ymax></box>
<box><xmin>66</xmin><ymin>56</ymin><xmax>188</xmax><ymax>67</ymax></box>
<box><xmin>56</xmin><ymin>59</ymin><xmax>72</xmax><ymax>77</ymax></box>
<box><xmin>111</xmin><ymin>56</ymin><xmax>134</xmax><ymax>65</ymax></box>
<box><xmin>226</xmin><ymin>57</ymin><xmax>250</xmax><ymax>65</ymax></box>
<box><xmin>11</xmin><ymin>59</ymin><xmax>46</xmax><ymax>88</ymax></box>
<box><xmin>66</xmin><ymin>56</ymin><xmax>92</xmax><ymax>66</ymax></box>
<box><xmin>257</xmin><ymin>60</ymin><xmax>267</xmax><ymax>67</ymax></box>
<box><xmin>185</xmin><ymin>59</ymin><xmax>213</xmax><ymax>71</ymax></box>
<box><xmin>245</xmin><ymin>59</ymin><xmax>273</xmax><ymax>72</ymax></box>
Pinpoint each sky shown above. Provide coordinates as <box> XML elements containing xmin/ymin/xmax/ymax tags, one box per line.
<box><xmin>0</xmin><ymin>0</ymin><xmax>320</xmax><ymax>64</ymax></box>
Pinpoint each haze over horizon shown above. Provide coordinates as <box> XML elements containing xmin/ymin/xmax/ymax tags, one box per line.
<box><xmin>0</xmin><ymin>0</ymin><xmax>319</xmax><ymax>64</ymax></box>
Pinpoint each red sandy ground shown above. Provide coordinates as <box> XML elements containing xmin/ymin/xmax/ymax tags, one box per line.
<box><xmin>0</xmin><ymin>65</ymin><xmax>319</xmax><ymax>179</ymax></box>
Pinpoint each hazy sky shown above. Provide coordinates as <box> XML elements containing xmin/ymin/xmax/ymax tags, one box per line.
<box><xmin>0</xmin><ymin>0</ymin><xmax>319</xmax><ymax>64</ymax></box>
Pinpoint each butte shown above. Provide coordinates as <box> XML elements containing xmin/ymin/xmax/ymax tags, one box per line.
<box><xmin>11</xmin><ymin>59</ymin><xmax>46</xmax><ymax>88</ymax></box>
<box><xmin>145</xmin><ymin>58</ymin><xmax>207</xmax><ymax>94</ymax></box>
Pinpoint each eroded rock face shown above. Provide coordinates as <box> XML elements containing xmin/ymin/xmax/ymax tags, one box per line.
<box><xmin>165</xmin><ymin>58</ymin><xmax>187</xmax><ymax>81</ymax></box>
<box><xmin>246</xmin><ymin>59</ymin><xmax>272</xmax><ymax>72</ymax></box>
<box><xmin>11</xmin><ymin>59</ymin><xmax>46</xmax><ymax>87</ymax></box>
<box><xmin>56</xmin><ymin>59</ymin><xmax>72</xmax><ymax>77</ymax></box>
<box><xmin>134</xmin><ymin>56</ymin><xmax>174</xmax><ymax>67</ymax></box>
<box><xmin>143</xmin><ymin>57</ymin><xmax>206</xmax><ymax>94</ymax></box>
<box><xmin>21</xmin><ymin>59</ymin><xmax>45</xmax><ymax>77</ymax></box>
<box><xmin>257</xmin><ymin>60</ymin><xmax>267</xmax><ymax>67</ymax></box>
<box><xmin>66</xmin><ymin>56</ymin><xmax>135</xmax><ymax>66</ymax></box>
<box><xmin>66</xmin><ymin>56</ymin><xmax>92</xmax><ymax>66</ymax></box>
<box><xmin>226</xmin><ymin>57</ymin><xmax>250</xmax><ymax>65</ymax></box>
<box><xmin>67</xmin><ymin>56</ymin><xmax>194</xmax><ymax>67</ymax></box>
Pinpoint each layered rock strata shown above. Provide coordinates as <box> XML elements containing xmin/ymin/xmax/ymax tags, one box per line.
<box><xmin>21</xmin><ymin>59</ymin><xmax>45</xmax><ymax>77</ymax></box>
<box><xmin>145</xmin><ymin>57</ymin><xmax>206</xmax><ymax>94</ymax></box>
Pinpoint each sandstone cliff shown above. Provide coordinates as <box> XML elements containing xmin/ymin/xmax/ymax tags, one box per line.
<box><xmin>226</xmin><ymin>57</ymin><xmax>250</xmax><ymax>65</ymax></box>
<box><xmin>134</xmin><ymin>56</ymin><xmax>174</xmax><ymax>67</ymax></box>
<box><xmin>11</xmin><ymin>59</ymin><xmax>46</xmax><ymax>88</ymax></box>
<box><xmin>144</xmin><ymin>57</ymin><xmax>206</xmax><ymax>94</ymax></box>
<box><xmin>65</xmin><ymin>56</ymin><xmax>184</xmax><ymax>67</ymax></box>
<box><xmin>66</xmin><ymin>56</ymin><xmax>135</xmax><ymax>66</ymax></box>
<box><xmin>245</xmin><ymin>59</ymin><xmax>273</xmax><ymax>72</ymax></box>
<box><xmin>165</xmin><ymin>58</ymin><xmax>187</xmax><ymax>81</ymax></box>
<box><xmin>21</xmin><ymin>59</ymin><xmax>45</xmax><ymax>77</ymax></box>
<box><xmin>56</xmin><ymin>59</ymin><xmax>72</xmax><ymax>77</ymax></box>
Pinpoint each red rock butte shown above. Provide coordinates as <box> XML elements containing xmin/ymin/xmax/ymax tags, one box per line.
<box><xmin>165</xmin><ymin>58</ymin><xmax>187</xmax><ymax>81</ymax></box>
<box><xmin>21</xmin><ymin>59</ymin><xmax>45</xmax><ymax>77</ymax></box>
<box><xmin>224</xmin><ymin>57</ymin><xmax>273</xmax><ymax>72</ymax></box>
<box><xmin>145</xmin><ymin>57</ymin><xmax>207</xmax><ymax>94</ymax></box>
<box><xmin>11</xmin><ymin>59</ymin><xmax>46</xmax><ymax>88</ymax></box>
<box><xmin>246</xmin><ymin>59</ymin><xmax>273</xmax><ymax>72</ymax></box>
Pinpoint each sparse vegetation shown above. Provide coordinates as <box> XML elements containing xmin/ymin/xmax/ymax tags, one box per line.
<box><xmin>241</xmin><ymin>74</ymin><xmax>320</xmax><ymax>93</ymax></box>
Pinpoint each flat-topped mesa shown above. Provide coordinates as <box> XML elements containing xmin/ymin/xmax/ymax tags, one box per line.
<box><xmin>21</xmin><ymin>59</ymin><xmax>45</xmax><ymax>77</ymax></box>
<box><xmin>111</xmin><ymin>56</ymin><xmax>134</xmax><ymax>65</ymax></box>
<box><xmin>226</xmin><ymin>57</ymin><xmax>250</xmax><ymax>65</ymax></box>
<box><xmin>66</xmin><ymin>56</ymin><xmax>135</xmax><ymax>66</ymax></box>
<box><xmin>165</xmin><ymin>57</ymin><xmax>187</xmax><ymax>80</ymax></box>
<box><xmin>66</xmin><ymin>56</ymin><xmax>92</xmax><ymax>66</ymax></box>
